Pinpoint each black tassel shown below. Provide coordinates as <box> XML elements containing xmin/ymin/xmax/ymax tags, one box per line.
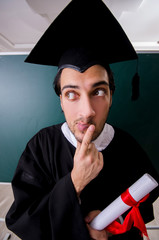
<box><xmin>131</xmin><ymin>72</ymin><xmax>140</xmax><ymax>101</ymax></box>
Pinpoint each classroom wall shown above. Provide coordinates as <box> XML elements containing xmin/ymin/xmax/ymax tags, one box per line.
<box><xmin>0</xmin><ymin>54</ymin><xmax>159</xmax><ymax>182</ymax></box>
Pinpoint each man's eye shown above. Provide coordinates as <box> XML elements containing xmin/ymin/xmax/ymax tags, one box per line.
<box><xmin>94</xmin><ymin>89</ymin><xmax>106</xmax><ymax>96</ymax></box>
<box><xmin>66</xmin><ymin>92</ymin><xmax>77</xmax><ymax>100</ymax></box>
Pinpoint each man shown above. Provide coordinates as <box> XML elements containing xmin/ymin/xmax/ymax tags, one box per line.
<box><xmin>6</xmin><ymin>0</ymin><xmax>159</xmax><ymax>239</ymax></box>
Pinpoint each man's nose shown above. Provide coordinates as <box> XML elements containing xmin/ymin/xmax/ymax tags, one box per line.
<box><xmin>80</xmin><ymin>95</ymin><xmax>95</xmax><ymax>119</ymax></box>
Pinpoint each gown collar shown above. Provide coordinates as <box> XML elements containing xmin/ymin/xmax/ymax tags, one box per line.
<box><xmin>61</xmin><ymin>122</ymin><xmax>114</xmax><ymax>151</ymax></box>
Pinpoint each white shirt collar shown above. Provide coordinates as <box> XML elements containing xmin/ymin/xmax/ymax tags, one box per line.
<box><xmin>61</xmin><ymin>122</ymin><xmax>115</xmax><ymax>151</ymax></box>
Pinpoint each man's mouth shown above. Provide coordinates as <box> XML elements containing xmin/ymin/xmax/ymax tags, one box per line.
<box><xmin>77</xmin><ymin>122</ymin><xmax>91</xmax><ymax>132</ymax></box>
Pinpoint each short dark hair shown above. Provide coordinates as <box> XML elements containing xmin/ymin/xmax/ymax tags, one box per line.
<box><xmin>53</xmin><ymin>65</ymin><xmax>115</xmax><ymax>96</ymax></box>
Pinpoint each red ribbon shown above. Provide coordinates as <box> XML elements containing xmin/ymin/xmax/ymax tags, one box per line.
<box><xmin>106</xmin><ymin>189</ymin><xmax>150</xmax><ymax>239</ymax></box>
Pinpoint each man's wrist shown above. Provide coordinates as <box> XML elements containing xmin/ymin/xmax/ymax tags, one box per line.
<box><xmin>71</xmin><ymin>171</ymin><xmax>83</xmax><ymax>197</ymax></box>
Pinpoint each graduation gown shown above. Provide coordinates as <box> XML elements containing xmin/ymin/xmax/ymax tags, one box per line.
<box><xmin>6</xmin><ymin>123</ymin><xmax>159</xmax><ymax>240</ymax></box>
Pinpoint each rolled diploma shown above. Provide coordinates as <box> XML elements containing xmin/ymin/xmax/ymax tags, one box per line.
<box><xmin>90</xmin><ymin>173</ymin><xmax>158</xmax><ymax>230</ymax></box>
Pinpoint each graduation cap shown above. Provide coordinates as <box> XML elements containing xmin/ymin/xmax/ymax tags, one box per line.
<box><xmin>25</xmin><ymin>0</ymin><xmax>137</xmax><ymax>69</ymax></box>
<box><xmin>25</xmin><ymin>0</ymin><xmax>139</xmax><ymax>99</ymax></box>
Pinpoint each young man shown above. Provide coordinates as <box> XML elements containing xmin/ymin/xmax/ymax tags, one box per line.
<box><xmin>6</xmin><ymin>0</ymin><xmax>159</xmax><ymax>239</ymax></box>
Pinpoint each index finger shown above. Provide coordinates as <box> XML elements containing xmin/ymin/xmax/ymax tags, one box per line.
<box><xmin>81</xmin><ymin>125</ymin><xmax>95</xmax><ymax>152</ymax></box>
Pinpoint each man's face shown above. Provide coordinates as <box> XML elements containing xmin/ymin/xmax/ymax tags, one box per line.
<box><xmin>60</xmin><ymin>64</ymin><xmax>112</xmax><ymax>143</ymax></box>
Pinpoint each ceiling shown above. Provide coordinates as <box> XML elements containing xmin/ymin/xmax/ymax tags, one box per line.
<box><xmin>0</xmin><ymin>0</ymin><xmax>159</xmax><ymax>55</ymax></box>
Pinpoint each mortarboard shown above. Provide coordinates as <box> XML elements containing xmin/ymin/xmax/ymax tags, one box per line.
<box><xmin>25</xmin><ymin>0</ymin><xmax>137</xmax><ymax>71</ymax></box>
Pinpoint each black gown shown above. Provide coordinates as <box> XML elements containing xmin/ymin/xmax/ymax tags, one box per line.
<box><xmin>6</xmin><ymin>123</ymin><xmax>159</xmax><ymax>240</ymax></box>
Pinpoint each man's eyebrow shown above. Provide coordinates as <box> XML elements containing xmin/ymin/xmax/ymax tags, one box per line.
<box><xmin>61</xmin><ymin>85</ymin><xmax>79</xmax><ymax>92</ymax></box>
<box><xmin>92</xmin><ymin>81</ymin><xmax>109</xmax><ymax>88</ymax></box>
<box><xmin>61</xmin><ymin>81</ymin><xmax>109</xmax><ymax>92</ymax></box>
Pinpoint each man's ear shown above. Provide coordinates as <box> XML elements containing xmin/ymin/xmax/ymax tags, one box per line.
<box><xmin>109</xmin><ymin>91</ymin><xmax>113</xmax><ymax>108</ymax></box>
<box><xmin>60</xmin><ymin>94</ymin><xmax>63</xmax><ymax>111</ymax></box>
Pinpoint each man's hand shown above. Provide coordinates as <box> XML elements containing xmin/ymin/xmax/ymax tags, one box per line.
<box><xmin>85</xmin><ymin>210</ymin><xmax>108</xmax><ymax>240</ymax></box>
<box><xmin>71</xmin><ymin>125</ymin><xmax>103</xmax><ymax>195</ymax></box>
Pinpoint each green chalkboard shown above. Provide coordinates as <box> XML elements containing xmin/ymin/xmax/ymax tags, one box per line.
<box><xmin>0</xmin><ymin>54</ymin><xmax>159</xmax><ymax>182</ymax></box>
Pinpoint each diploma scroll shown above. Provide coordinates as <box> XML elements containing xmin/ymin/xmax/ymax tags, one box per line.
<box><xmin>90</xmin><ymin>173</ymin><xmax>158</xmax><ymax>231</ymax></box>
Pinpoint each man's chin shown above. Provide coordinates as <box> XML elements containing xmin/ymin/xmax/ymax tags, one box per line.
<box><xmin>74</xmin><ymin>132</ymin><xmax>85</xmax><ymax>143</ymax></box>
<box><xmin>74</xmin><ymin>130</ymin><xmax>97</xmax><ymax>143</ymax></box>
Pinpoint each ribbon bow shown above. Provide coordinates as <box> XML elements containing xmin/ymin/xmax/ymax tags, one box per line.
<box><xmin>106</xmin><ymin>189</ymin><xmax>150</xmax><ymax>239</ymax></box>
